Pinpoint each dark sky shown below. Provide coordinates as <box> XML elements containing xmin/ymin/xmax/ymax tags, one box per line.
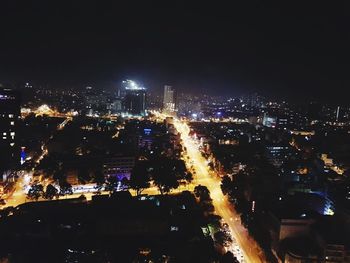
<box><xmin>0</xmin><ymin>1</ymin><xmax>349</xmax><ymax>101</ymax></box>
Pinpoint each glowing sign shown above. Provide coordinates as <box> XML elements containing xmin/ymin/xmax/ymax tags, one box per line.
<box><xmin>122</xmin><ymin>79</ymin><xmax>146</xmax><ymax>90</ymax></box>
<box><xmin>20</xmin><ymin>147</ymin><xmax>26</xmax><ymax>165</ymax></box>
<box><xmin>144</xmin><ymin>128</ymin><xmax>152</xmax><ymax>135</ymax></box>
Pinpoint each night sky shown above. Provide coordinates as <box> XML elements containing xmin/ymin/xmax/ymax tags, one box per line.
<box><xmin>0</xmin><ymin>1</ymin><xmax>349</xmax><ymax>102</ymax></box>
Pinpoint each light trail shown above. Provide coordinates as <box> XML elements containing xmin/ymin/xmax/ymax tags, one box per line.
<box><xmin>57</xmin><ymin>117</ymin><xmax>72</xmax><ymax>130</ymax></box>
<box><xmin>156</xmin><ymin>112</ymin><xmax>265</xmax><ymax>263</ymax></box>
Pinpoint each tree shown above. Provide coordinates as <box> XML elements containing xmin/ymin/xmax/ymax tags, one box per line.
<box><xmin>37</xmin><ymin>155</ymin><xmax>59</xmax><ymax>177</ymax></box>
<box><xmin>105</xmin><ymin>176</ymin><xmax>118</xmax><ymax>193</ymax></box>
<box><xmin>53</xmin><ymin>168</ymin><xmax>65</xmax><ymax>182</ymax></box>
<box><xmin>207</xmin><ymin>214</ymin><xmax>223</xmax><ymax>231</ymax></box>
<box><xmin>121</xmin><ymin>177</ymin><xmax>129</xmax><ymax>189</ymax></box>
<box><xmin>174</xmin><ymin>159</ymin><xmax>187</xmax><ymax>178</ymax></box>
<box><xmin>220</xmin><ymin>251</ymin><xmax>237</xmax><ymax>263</ymax></box>
<box><xmin>220</xmin><ymin>175</ymin><xmax>232</xmax><ymax>195</ymax></box>
<box><xmin>214</xmin><ymin>230</ymin><xmax>233</xmax><ymax>247</ymax></box>
<box><xmin>94</xmin><ymin>168</ymin><xmax>105</xmax><ymax>193</ymax></box>
<box><xmin>208</xmin><ymin>162</ymin><xmax>214</xmax><ymax>170</ymax></box>
<box><xmin>59</xmin><ymin>181</ymin><xmax>73</xmax><ymax>196</ymax></box>
<box><xmin>129</xmin><ymin>162</ymin><xmax>150</xmax><ymax>195</ymax></box>
<box><xmin>27</xmin><ymin>184</ymin><xmax>44</xmax><ymax>200</ymax></box>
<box><xmin>153</xmin><ymin>172</ymin><xmax>179</xmax><ymax>194</ymax></box>
<box><xmin>185</xmin><ymin>171</ymin><xmax>193</xmax><ymax>184</ymax></box>
<box><xmin>194</xmin><ymin>185</ymin><xmax>211</xmax><ymax>202</ymax></box>
<box><xmin>44</xmin><ymin>184</ymin><xmax>59</xmax><ymax>199</ymax></box>
<box><xmin>152</xmin><ymin>160</ymin><xmax>179</xmax><ymax>195</ymax></box>
<box><xmin>78</xmin><ymin>167</ymin><xmax>91</xmax><ymax>184</ymax></box>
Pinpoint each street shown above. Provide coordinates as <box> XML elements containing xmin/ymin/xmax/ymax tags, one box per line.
<box><xmin>171</xmin><ymin>116</ymin><xmax>265</xmax><ymax>263</ymax></box>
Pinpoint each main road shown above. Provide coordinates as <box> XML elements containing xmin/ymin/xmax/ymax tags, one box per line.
<box><xmin>169</xmin><ymin>115</ymin><xmax>265</xmax><ymax>263</ymax></box>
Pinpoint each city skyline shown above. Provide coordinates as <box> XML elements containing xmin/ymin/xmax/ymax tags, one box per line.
<box><xmin>1</xmin><ymin>1</ymin><xmax>350</xmax><ymax>102</ymax></box>
<box><xmin>2</xmin><ymin>81</ymin><xmax>350</xmax><ymax>262</ymax></box>
<box><xmin>1</xmin><ymin>2</ymin><xmax>350</xmax><ymax>263</ymax></box>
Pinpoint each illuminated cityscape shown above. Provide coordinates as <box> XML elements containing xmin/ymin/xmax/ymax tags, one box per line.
<box><xmin>163</xmin><ymin>85</ymin><xmax>176</xmax><ymax>115</ymax></box>
<box><xmin>1</xmin><ymin>2</ymin><xmax>350</xmax><ymax>263</ymax></box>
<box><xmin>0</xmin><ymin>88</ymin><xmax>20</xmax><ymax>172</ymax></box>
<box><xmin>121</xmin><ymin>80</ymin><xmax>147</xmax><ymax>117</ymax></box>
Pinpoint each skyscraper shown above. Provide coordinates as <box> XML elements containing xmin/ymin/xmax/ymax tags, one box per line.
<box><xmin>122</xmin><ymin>80</ymin><xmax>146</xmax><ymax>116</ymax></box>
<box><xmin>163</xmin><ymin>85</ymin><xmax>176</xmax><ymax>114</ymax></box>
<box><xmin>0</xmin><ymin>88</ymin><xmax>20</xmax><ymax>171</ymax></box>
<box><xmin>336</xmin><ymin>106</ymin><xmax>341</xmax><ymax>122</ymax></box>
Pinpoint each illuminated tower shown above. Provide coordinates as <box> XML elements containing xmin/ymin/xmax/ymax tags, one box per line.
<box><xmin>122</xmin><ymin>80</ymin><xmax>146</xmax><ymax>116</ymax></box>
<box><xmin>336</xmin><ymin>106</ymin><xmax>340</xmax><ymax>122</ymax></box>
<box><xmin>0</xmin><ymin>87</ymin><xmax>20</xmax><ymax>171</ymax></box>
<box><xmin>163</xmin><ymin>85</ymin><xmax>176</xmax><ymax>114</ymax></box>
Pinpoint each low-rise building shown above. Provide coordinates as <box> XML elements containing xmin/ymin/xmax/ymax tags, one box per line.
<box><xmin>103</xmin><ymin>155</ymin><xmax>135</xmax><ymax>181</ymax></box>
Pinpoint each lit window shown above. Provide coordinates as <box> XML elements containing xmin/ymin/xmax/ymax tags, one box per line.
<box><xmin>10</xmin><ymin>132</ymin><xmax>15</xmax><ymax>136</ymax></box>
<box><xmin>10</xmin><ymin>143</ymin><xmax>15</xmax><ymax>147</ymax></box>
<box><xmin>3</xmin><ymin>132</ymin><xmax>6</xmax><ymax>135</ymax></box>
<box><xmin>170</xmin><ymin>226</ymin><xmax>179</xmax><ymax>231</ymax></box>
<box><xmin>9</xmin><ymin>114</ymin><xmax>14</xmax><ymax>118</ymax></box>
<box><xmin>10</xmin><ymin>121</ymin><xmax>14</xmax><ymax>125</ymax></box>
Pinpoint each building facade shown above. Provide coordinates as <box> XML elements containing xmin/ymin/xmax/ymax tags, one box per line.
<box><xmin>163</xmin><ymin>85</ymin><xmax>176</xmax><ymax>114</ymax></box>
<box><xmin>122</xmin><ymin>80</ymin><xmax>146</xmax><ymax>116</ymax></box>
<box><xmin>0</xmin><ymin>88</ymin><xmax>20</xmax><ymax>171</ymax></box>
<box><xmin>103</xmin><ymin>156</ymin><xmax>135</xmax><ymax>181</ymax></box>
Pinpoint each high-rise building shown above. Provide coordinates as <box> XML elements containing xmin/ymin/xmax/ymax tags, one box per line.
<box><xmin>335</xmin><ymin>106</ymin><xmax>344</xmax><ymax>122</ymax></box>
<box><xmin>163</xmin><ymin>85</ymin><xmax>176</xmax><ymax>114</ymax></box>
<box><xmin>242</xmin><ymin>93</ymin><xmax>264</xmax><ymax>108</ymax></box>
<box><xmin>122</xmin><ymin>80</ymin><xmax>146</xmax><ymax>116</ymax></box>
<box><xmin>0</xmin><ymin>88</ymin><xmax>20</xmax><ymax>171</ymax></box>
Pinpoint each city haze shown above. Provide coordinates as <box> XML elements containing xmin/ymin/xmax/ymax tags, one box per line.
<box><xmin>1</xmin><ymin>1</ymin><xmax>350</xmax><ymax>102</ymax></box>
